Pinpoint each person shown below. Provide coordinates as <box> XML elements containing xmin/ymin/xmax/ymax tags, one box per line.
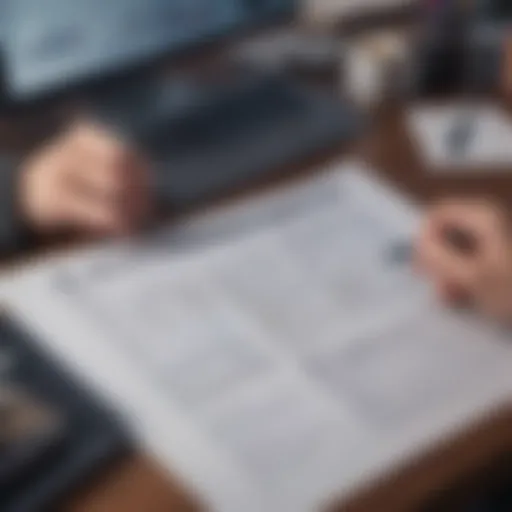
<box><xmin>0</xmin><ymin>120</ymin><xmax>150</xmax><ymax>253</ymax></box>
<box><xmin>415</xmin><ymin>197</ymin><xmax>512</xmax><ymax>323</ymax></box>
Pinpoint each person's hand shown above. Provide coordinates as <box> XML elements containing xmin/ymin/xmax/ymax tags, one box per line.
<box><xmin>415</xmin><ymin>198</ymin><xmax>512</xmax><ymax>322</ymax></box>
<box><xmin>18</xmin><ymin>122</ymin><xmax>151</xmax><ymax>237</ymax></box>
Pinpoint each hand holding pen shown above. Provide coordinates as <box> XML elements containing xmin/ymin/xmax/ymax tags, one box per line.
<box><xmin>415</xmin><ymin>198</ymin><xmax>512</xmax><ymax>322</ymax></box>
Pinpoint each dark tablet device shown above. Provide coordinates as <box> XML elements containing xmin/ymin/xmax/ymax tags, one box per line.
<box><xmin>0</xmin><ymin>316</ymin><xmax>129</xmax><ymax>512</ymax></box>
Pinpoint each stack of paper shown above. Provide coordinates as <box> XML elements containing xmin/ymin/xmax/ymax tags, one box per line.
<box><xmin>1</xmin><ymin>161</ymin><xmax>511</xmax><ymax>512</ymax></box>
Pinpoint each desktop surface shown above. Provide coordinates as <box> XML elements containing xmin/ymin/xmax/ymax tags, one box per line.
<box><xmin>2</xmin><ymin>99</ymin><xmax>512</xmax><ymax>512</ymax></box>
<box><xmin>0</xmin><ymin>93</ymin><xmax>511</xmax><ymax>512</ymax></box>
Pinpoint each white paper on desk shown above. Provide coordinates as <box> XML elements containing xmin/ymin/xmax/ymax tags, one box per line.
<box><xmin>407</xmin><ymin>104</ymin><xmax>512</xmax><ymax>172</ymax></box>
<box><xmin>1</xmin><ymin>161</ymin><xmax>512</xmax><ymax>512</ymax></box>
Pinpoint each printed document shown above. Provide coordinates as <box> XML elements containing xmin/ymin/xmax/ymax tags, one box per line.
<box><xmin>407</xmin><ymin>104</ymin><xmax>512</xmax><ymax>172</ymax></box>
<box><xmin>1</xmin><ymin>161</ymin><xmax>511</xmax><ymax>512</ymax></box>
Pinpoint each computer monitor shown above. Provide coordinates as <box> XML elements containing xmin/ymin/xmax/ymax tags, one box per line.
<box><xmin>3</xmin><ymin>0</ymin><xmax>296</xmax><ymax>102</ymax></box>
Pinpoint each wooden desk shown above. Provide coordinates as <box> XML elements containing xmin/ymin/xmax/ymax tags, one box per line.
<box><xmin>3</xmin><ymin>92</ymin><xmax>512</xmax><ymax>512</ymax></box>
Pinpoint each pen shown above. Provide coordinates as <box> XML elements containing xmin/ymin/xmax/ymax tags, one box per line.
<box><xmin>445</xmin><ymin>108</ymin><xmax>477</xmax><ymax>156</ymax></box>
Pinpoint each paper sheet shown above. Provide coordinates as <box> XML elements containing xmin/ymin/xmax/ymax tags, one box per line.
<box><xmin>407</xmin><ymin>104</ymin><xmax>512</xmax><ymax>172</ymax></box>
<box><xmin>2</xmin><ymin>161</ymin><xmax>512</xmax><ymax>512</ymax></box>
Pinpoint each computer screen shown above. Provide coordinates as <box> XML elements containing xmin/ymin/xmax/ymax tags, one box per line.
<box><xmin>3</xmin><ymin>0</ymin><xmax>296</xmax><ymax>101</ymax></box>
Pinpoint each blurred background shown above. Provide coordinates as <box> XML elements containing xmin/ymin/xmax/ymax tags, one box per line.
<box><xmin>2</xmin><ymin>1</ymin><xmax>512</xmax><ymax>512</ymax></box>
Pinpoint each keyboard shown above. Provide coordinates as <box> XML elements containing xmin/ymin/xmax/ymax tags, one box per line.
<box><xmin>144</xmin><ymin>74</ymin><xmax>306</xmax><ymax>153</ymax></box>
<box><xmin>88</xmin><ymin>71</ymin><xmax>364</xmax><ymax>207</ymax></box>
